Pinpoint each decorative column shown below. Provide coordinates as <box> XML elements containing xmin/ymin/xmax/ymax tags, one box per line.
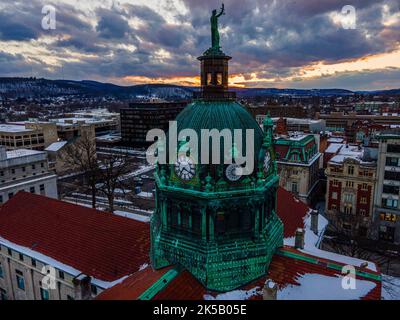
<box><xmin>254</xmin><ymin>209</ymin><xmax>260</xmax><ymax>238</ymax></box>
<box><xmin>161</xmin><ymin>200</ymin><xmax>168</xmax><ymax>231</ymax></box>
<box><xmin>209</xmin><ymin>210</ymin><xmax>215</xmax><ymax>241</ymax></box>
<box><xmin>201</xmin><ymin>207</ymin><xmax>207</xmax><ymax>240</ymax></box>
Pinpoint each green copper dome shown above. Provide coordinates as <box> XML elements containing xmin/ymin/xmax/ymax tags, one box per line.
<box><xmin>174</xmin><ymin>100</ymin><xmax>264</xmax><ymax>165</ymax></box>
<box><xmin>176</xmin><ymin>100</ymin><xmax>262</xmax><ymax>136</ymax></box>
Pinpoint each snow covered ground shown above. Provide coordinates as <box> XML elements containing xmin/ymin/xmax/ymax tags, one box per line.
<box><xmin>113</xmin><ymin>210</ymin><xmax>151</xmax><ymax>223</ymax></box>
<box><xmin>284</xmin><ymin>211</ymin><xmax>377</xmax><ymax>271</ymax></box>
<box><xmin>382</xmin><ymin>274</ymin><xmax>400</xmax><ymax>300</ymax></box>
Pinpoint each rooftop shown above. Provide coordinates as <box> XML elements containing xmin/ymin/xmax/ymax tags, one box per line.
<box><xmin>0</xmin><ymin>124</ymin><xmax>33</xmax><ymax>133</ymax></box>
<box><xmin>329</xmin><ymin>144</ymin><xmax>377</xmax><ymax>165</ymax></box>
<box><xmin>0</xmin><ymin>192</ymin><xmax>150</xmax><ymax>286</ymax></box>
<box><xmin>5</xmin><ymin>149</ymin><xmax>45</xmax><ymax>160</ymax></box>
<box><xmin>45</xmin><ymin>141</ymin><xmax>68</xmax><ymax>152</ymax></box>
<box><xmin>325</xmin><ymin>143</ymin><xmax>343</xmax><ymax>154</ymax></box>
<box><xmin>0</xmin><ymin>190</ymin><xmax>382</xmax><ymax>300</ymax></box>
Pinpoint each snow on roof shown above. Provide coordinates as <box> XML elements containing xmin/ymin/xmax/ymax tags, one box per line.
<box><xmin>325</xmin><ymin>143</ymin><xmax>343</xmax><ymax>153</ymax></box>
<box><xmin>272</xmin><ymin>117</ymin><xmax>323</xmax><ymax>125</ymax></box>
<box><xmin>329</xmin><ymin>145</ymin><xmax>376</xmax><ymax>165</ymax></box>
<box><xmin>113</xmin><ymin>210</ymin><xmax>151</xmax><ymax>223</ymax></box>
<box><xmin>5</xmin><ymin>149</ymin><xmax>44</xmax><ymax>159</ymax></box>
<box><xmin>0</xmin><ymin>124</ymin><xmax>33</xmax><ymax>133</ymax></box>
<box><xmin>284</xmin><ymin>211</ymin><xmax>377</xmax><ymax>272</ymax></box>
<box><xmin>277</xmin><ymin>273</ymin><xmax>376</xmax><ymax>300</ymax></box>
<box><xmin>382</xmin><ymin>274</ymin><xmax>400</xmax><ymax>300</ymax></box>
<box><xmin>204</xmin><ymin>287</ymin><xmax>261</xmax><ymax>300</ymax></box>
<box><xmin>328</xmin><ymin>137</ymin><xmax>345</xmax><ymax>143</ymax></box>
<box><xmin>45</xmin><ymin>141</ymin><xmax>68</xmax><ymax>152</ymax></box>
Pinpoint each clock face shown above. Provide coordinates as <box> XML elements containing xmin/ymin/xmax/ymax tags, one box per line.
<box><xmin>226</xmin><ymin>164</ymin><xmax>242</xmax><ymax>182</ymax></box>
<box><xmin>175</xmin><ymin>155</ymin><xmax>196</xmax><ymax>180</ymax></box>
<box><xmin>264</xmin><ymin>151</ymin><xmax>271</xmax><ymax>173</ymax></box>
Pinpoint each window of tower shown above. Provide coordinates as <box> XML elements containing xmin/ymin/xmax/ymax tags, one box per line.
<box><xmin>241</xmin><ymin>212</ymin><xmax>252</xmax><ymax>232</ymax></box>
<box><xmin>167</xmin><ymin>203</ymin><xmax>179</xmax><ymax>228</ymax></box>
<box><xmin>206</xmin><ymin>73</ymin><xmax>212</xmax><ymax>85</ymax></box>
<box><xmin>226</xmin><ymin>210</ymin><xmax>240</xmax><ymax>232</ymax></box>
<box><xmin>191</xmin><ymin>207</ymin><xmax>202</xmax><ymax>235</ymax></box>
<box><xmin>181</xmin><ymin>209</ymin><xmax>190</xmax><ymax>229</ymax></box>
<box><xmin>216</xmin><ymin>73</ymin><xmax>223</xmax><ymax>85</ymax></box>
<box><xmin>216</xmin><ymin>212</ymin><xmax>226</xmax><ymax>235</ymax></box>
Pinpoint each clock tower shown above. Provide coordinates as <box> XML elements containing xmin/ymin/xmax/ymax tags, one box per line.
<box><xmin>150</xmin><ymin>6</ymin><xmax>283</xmax><ymax>292</ymax></box>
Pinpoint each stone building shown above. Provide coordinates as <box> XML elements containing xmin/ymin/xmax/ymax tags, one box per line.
<box><xmin>0</xmin><ymin>123</ymin><xmax>58</xmax><ymax>151</ymax></box>
<box><xmin>0</xmin><ymin>146</ymin><xmax>57</xmax><ymax>205</ymax></box>
<box><xmin>0</xmin><ymin>192</ymin><xmax>150</xmax><ymax>300</ymax></box>
<box><xmin>274</xmin><ymin>133</ymin><xmax>321</xmax><ymax>204</ymax></box>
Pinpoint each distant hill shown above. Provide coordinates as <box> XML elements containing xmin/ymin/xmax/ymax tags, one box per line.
<box><xmin>0</xmin><ymin>78</ymin><xmax>195</xmax><ymax>99</ymax></box>
<box><xmin>0</xmin><ymin>77</ymin><xmax>398</xmax><ymax>99</ymax></box>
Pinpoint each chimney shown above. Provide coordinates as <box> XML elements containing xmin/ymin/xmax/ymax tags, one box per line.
<box><xmin>0</xmin><ymin>146</ymin><xmax>7</xmax><ymax>161</ymax></box>
<box><xmin>295</xmin><ymin>228</ymin><xmax>305</xmax><ymax>249</ymax></box>
<box><xmin>310</xmin><ymin>210</ymin><xmax>319</xmax><ymax>235</ymax></box>
<box><xmin>72</xmin><ymin>274</ymin><xmax>92</xmax><ymax>300</ymax></box>
<box><xmin>263</xmin><ymin>279</ymin><xmax>278</xmax><ymax>300</ymax></box>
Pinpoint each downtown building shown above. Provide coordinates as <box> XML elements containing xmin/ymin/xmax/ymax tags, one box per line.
<box><xmin>0</xmin><ymin>123</ymin><xmax>58</xmax><ymax>151</ymax></box>
<box><xmin>325</xmin><ymin>144</ymin><xmax>377</xmax><ymax>238</ymax></box>
<box><xmin>120</xmin><ymin>102</ymin><xmax>187</xmax><ymax>147</ymax></box>
<box><xmin>274</xmin><ymin>133</ymin><xmax>321</xmax><ymax>204</ymax></box>
<box><xmin>0</xmin><ymin>146</ymin><xmax>57</xmax><ymax>205</ymax></box>
<box><xmin>371</xmin><ymin>131</ymin><xmax>400</xmax><ymax>245</ymax></box>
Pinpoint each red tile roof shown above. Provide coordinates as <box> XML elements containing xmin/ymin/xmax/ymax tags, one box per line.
<box><xmin>276</xmin><ymin>187</ymin><xmax>310</xmax><ymax>238</ymax></box>
<box><xmin>97</xmin><ymin>246</ymin><xmax>381</xmax><ymax>300</ymax></box>
<box><xmin>97</xmin><ymin>266</ymin><xmax>173</xmax><ymax>300</ymax></box>
<box><xmin>0</xmin><ymin>192</ymin><xmax>150</xmax><ymax>282</ymax></box>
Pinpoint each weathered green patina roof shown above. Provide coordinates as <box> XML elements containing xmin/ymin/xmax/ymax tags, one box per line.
<box><xmin>173</xmin><ymin>100</ymin><xmax>264</xmax><ymax>162</ymax></box>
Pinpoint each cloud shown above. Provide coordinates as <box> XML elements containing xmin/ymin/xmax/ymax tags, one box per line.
<box><xmin>0</xmin><ymin>0</ymin><xmax>399</xmax><ymax>90</ymax></box>
<box><xmin>96</xmin><ymin>8</ymin><xmax>131</xmax><ymax>39</ymax></box>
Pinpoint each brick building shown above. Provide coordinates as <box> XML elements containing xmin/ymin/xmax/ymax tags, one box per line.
<box><xmin>325</xmin><ymin>145</ymin><xmax>378</xmax><ymax>237</ymax></box>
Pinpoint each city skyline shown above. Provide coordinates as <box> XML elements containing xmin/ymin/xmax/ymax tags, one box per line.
<box><xmin>0</xmin><ymin>0</ymin><xmax>399</xmax><ymax>90</ymax></box>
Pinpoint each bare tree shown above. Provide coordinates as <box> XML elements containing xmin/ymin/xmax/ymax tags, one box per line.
<box><xmin>96</xmin><ymin>151</ymin><xmax>133</xmax><ymax>213</ymax></box>
<box><xmin>322</xmin><ymin>212</ymin><xmax>395</xmax><ymax>270</ymax></box>
<box><xmin>63</xmin><ymin>130</ymin><xmax>99</xmax><ymax>208</ymax></box>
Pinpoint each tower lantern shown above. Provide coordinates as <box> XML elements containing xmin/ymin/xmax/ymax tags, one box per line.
<box><xmin>196</xmin><ymin>3</ymin><xmax>236</xmax><ymax>101</ymax></box>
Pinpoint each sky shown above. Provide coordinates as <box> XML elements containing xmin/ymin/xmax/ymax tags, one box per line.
<box><xmin>0</xmin><ymin>0</ymin><xmax>399</xmax><ymax>90</ymax></box>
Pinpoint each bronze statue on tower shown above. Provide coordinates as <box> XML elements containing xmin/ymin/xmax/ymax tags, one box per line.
<box><xmin>211</xmin><ymin>3</ymin><xmax>225</xmax><ymax>50</ymax></box>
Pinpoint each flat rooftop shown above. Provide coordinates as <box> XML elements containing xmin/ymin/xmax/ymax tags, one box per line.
<box><xmin>5</xmin><ymin>149</ymin><xmax>45</xmax><ymax>160</ymax></box>
<box><xmin>0</xmin><ymin>124</ymin><xmax>33</xmax><ymax>133</ymax></box>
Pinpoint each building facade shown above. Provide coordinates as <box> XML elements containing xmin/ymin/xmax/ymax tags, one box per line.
<box><xmin>0</xmin><ymin>123</ymin><xmax>58</xmax><ymax>151</ymax></box>
<box><xmin>0</xmin><ymin>146</ymin><xmax>58</xmax><ymax>205</ymax></box>
<box><xmin>325</xmin><ymin>145</ymin><xmax>377</xmax><ymax>238</ymax></box>
<box><xmin>120</xmin><ymin>102</ymin><xmax>187</xmax><ymax>147</ymax></box>
<box><xmin>274</xmin><ymin>134</ymin><xmax>321</xmax><ymax>204</ymax></box>
<box><xmin>372</xmin><ymin>131</ymin><xmax>400</xmax><ymax>244</ymax></box>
